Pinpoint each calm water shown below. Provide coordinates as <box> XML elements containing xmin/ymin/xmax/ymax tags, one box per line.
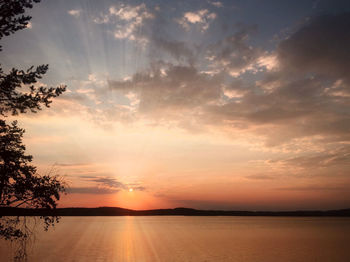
<box><xmin>1</xmin><ymin>216</ymin><xmax>350</xmax><ymax>261</ymax></box>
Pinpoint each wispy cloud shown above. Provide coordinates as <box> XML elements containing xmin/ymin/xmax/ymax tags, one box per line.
<box><xmin>177</xmin><ymin>9</ymin><xmax>216</xmax><ymax>32</ymax></box>
<box><xmin>93</xmin><ymin>3</ymin><xmax>154</xmax><ymax>44</ymax></box>
<box><xmin>56</xmin><ymin>163</ymin><xmax>91</xmax><ymax>167</ymax></box>
<box><xmin>245</xmin><ymin>174</ymin><xmax>276</xmax><ymax>180</ymax></box>
<box><xmin>206</xmin><ymin>25</ymin><xmax>264</xmax><ymax>77</ymax></box>
<box><xmin>68</xmin><ymin>9</ymin><xmax>82</xmax><ymax>18</ymax></box>
<box><xmin>108</xmin><ymin>63</ymin><xmax>222</xmax><ymax>116</ymax></box>
<box><xmin>68</xmin><ymin>175</ymin><xmax>146</xmax><ymax>195</ymax></box>
<box><xmin>276</xmin><ymin>185</ymin><xmax>348</xmax><ymax>191</ymax></box>
<box><xmin>208</xmin><ymin>1</ymin><xmax>224</xmax><ymax>8</ymax></box>
<box><xmin>67</xmin><ymin>187</ymin><xmax>120</xmax><ymax>194</ymax></box>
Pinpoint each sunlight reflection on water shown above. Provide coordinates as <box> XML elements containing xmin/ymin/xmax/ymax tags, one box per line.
<box><xmin>1</xmin><ymin>216</ymin><xmax>350</xmax><ymax>262</ymax></box>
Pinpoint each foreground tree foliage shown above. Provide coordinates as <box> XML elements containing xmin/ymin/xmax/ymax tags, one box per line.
<box><xmin>0</xmin><ymin>0</ymin><xmax>40</xmax><ymax>40</ymax></box>
<box><xmin>0</xmin><ymin>0</ymin><xmax>66</xmax><ymax>243</ymax></box>
<box><xmin>0</xmin><ymin>0</ymin><xmax>66</xmax><ymax>115</ymax></box>
<box><xmin>0</xmin><ymin>120</ymin><xmax>65</xmax><ymax>210</ymax></box>
<box><xmin>0</xmin><ymin>64</ymin><xmax>65</xmax><ymax>116</ymax></box>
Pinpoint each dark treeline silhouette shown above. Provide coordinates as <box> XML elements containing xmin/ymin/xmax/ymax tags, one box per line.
<box><xmin>1</xmin><ymin>206</ymin><xmax>350</xmax><ymax>217</ymax></box>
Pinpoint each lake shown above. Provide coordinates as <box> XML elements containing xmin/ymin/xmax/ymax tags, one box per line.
<box><xmin>1</xmin><ymin>216</ymin><xmax>350</xmax><ymax>261</ymax></box>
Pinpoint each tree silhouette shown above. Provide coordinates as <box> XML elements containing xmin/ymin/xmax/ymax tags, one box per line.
<box><xmin>0</xmin><ymin>0</ymin><xmax>66</xmax><ymax>241</ymax></box>
<box><xmin>0</xmin><ymin>0</ymin><xmax>39</xmax><ymax>46</ymax></box>
<box><xmin>0</xmin><ymin>0</ymin><xmax>66</xmax><ymax>115</ymax></box>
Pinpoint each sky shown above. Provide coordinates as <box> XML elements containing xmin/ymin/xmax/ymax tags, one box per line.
<box><xmin>1</xmin><ymin>0</ymin><xmax>350</xmax><ymax>210</ymax></box>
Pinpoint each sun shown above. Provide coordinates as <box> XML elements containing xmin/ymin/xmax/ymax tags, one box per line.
<box><xmin>129</xmin><ymin>188</ymin><xmax>133</xmax><ymax>192</ymax></box>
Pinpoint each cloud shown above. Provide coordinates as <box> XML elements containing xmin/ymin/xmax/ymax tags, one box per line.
<box><xmin>67</xmin><ymin>187</ymin><xmax>120</xmax><ymax>195</ymax></box>
<box><xmin>68</xmin><ymin>9</ymin><xmax>82</xmax><ymax>18</ymax></box>
<box><xmin>74</xmin><ymin>175</ymin><xmax>146</xmax><ymax>194</ymax></box>
<box><xmin>58</xmin><ymin>7</ymin><xmax>350</xmax><ymax>168</ymax></box>
<box><xmin>91</xmin><ymin>177</ymin><xmax>126</xmax><ymax>189</ymax></box>
<box><xmin>177</xmin><ymin>9</ymin><xmax>216</xmax><ymax>32</ymax></box>
<box><xmin>256</xmin><ymin>54</ymin><xmax>279</xmax><ymax>71</ymax></box>
<box><xmin>204</xmin><ymin>12</ymin><xmax>350</xmax><ymax>148</ymax></box>
<box><xmin>272</xmin><ymin>145</ymin><xmax>350</xmax><ymax>170</ymax></box>
<box><xmin>245</xmin><ymin>174</ymin><xmax>276</xmax><ymax>180</ymax></box>
<box><xmin>208</xmin><ymin>1</ymin><xmax>223</xmax><ymax>8</ymax></box>
<box><xmin>67</xmin><ymin>187</ymin><xmax>120</xmax><ymax>194</ymax></box>
<box><xmin>56</xmin><ymin>163</ymin><xmax>91</xmax><ymax>167</ymax></box>
<box><xmin>94</xmin><ymin>11</ymin><xmax>350</xmax><ymax>158</ymax></box>
<box><xmin>94</xmin><ymin>3</ymin><xmax>154</xmax><ymax>44</ymax></box>
<box><xmin>150</xmin><ymin>37</ymin><xmax>195</xmax><ymax>64</ymax></box>
<box><xmin>79</xmin><ymin>175</ymin><xmax>127</xmax><ymax>189</ymax></box>
<box><xmin>131</xmin><ymin>186</ymin><xmax>146</xmax><ymax>191</ymax></box>
<box><xmin>56</xmin><ymin>92</ymin><xmax>88</xmax><ymax>104</ymax></box>
<box><xmin>277</xmin><ymin>12</ymin><xmax>350</xmax><ymax>82</ymax></box>
<box><xmin>276</xmin><ymin>185</ymin><xmax>348</xmax><ymax>191</ymax></box>
<box><xmin>206</xmin><ymin>25</ymin><xmax>266</xmax><ymax>77</ymax></box>
<box><xmin>93</xmin><ymin>5</ymin><xmax>197</xmax><ymax>63</ymax></box>
<box><xmin>108</xmin><ymin>63</ymin><xmax>223</xmax><ymax>117</ymax></box>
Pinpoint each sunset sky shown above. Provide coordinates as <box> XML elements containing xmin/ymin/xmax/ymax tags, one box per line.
<box><xmin>1</xmin><ymin>0</ymin><xmax>350</xmax><ymax>210</ymax></box>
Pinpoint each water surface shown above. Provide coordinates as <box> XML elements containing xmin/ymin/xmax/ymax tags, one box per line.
<box><xmin>1</xmin><ymin>216</ymin><xmax>350</xmax><ymax>261</ymax></box>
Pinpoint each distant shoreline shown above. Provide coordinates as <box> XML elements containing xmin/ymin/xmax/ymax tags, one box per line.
<box><xmin>1</xmin><ymin>207</ymin><xmax>350</xmax><ymax>217</ymax></box>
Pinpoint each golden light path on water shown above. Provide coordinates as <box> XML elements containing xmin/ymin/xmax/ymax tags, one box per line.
<box><xmin>1</xmin><ymin>216</ymin><xmax>350</xmax><ymax>261</ymax></box>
